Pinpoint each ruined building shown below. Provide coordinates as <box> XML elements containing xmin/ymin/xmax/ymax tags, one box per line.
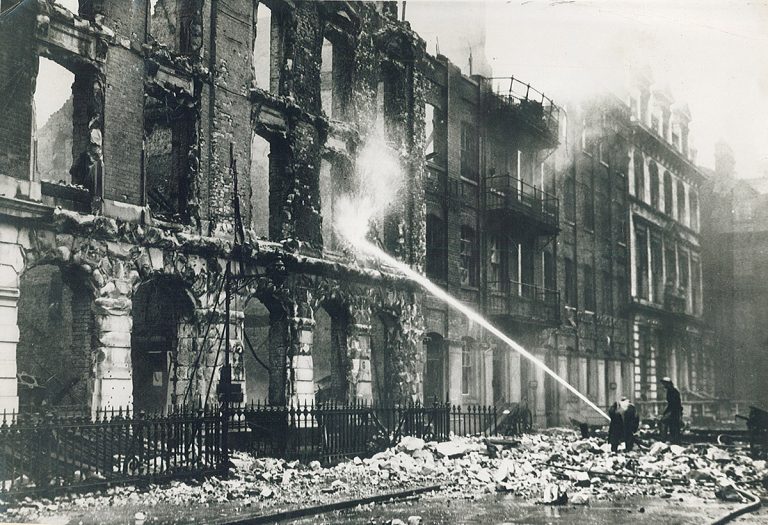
<box><xmin>701</xmin><ymin>142</ymin><xmax>768</xmax><ymax>407</ymax></box>
<box><xmin>0</xmin><ymin>0</ymin><xmax>428</xmax><ymax>415</ymax></box>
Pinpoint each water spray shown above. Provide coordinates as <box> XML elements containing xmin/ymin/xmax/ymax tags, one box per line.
<box><xmin>333</xmin><ymin>129</ymin><xmax>610</xmax><ymax>423</ymax></box>
<box><xmin>341</xmin><ymin>233</ymin><xmax>610</xmax><ymax>422</ymax></box>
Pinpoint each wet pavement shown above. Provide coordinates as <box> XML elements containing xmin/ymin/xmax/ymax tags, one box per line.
<box><xmin>287</xmin><ymin>493</ymin><xmax>753</xmax><ymax>525</ymax></box>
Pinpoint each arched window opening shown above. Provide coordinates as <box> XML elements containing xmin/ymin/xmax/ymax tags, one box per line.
<box><xmin>242</xmin><ymin>297</ymin><xmax>272</xmax><ymax>403</ymax></box>
<box><xmin>370</xmin><ymin>313</ymin><xmax>397</xmax><ymax>405</ymax></box>
<box><xmin>313</xmin><ymin>302</ymin><xmax>349</xmax><ymax>403</ymax></box>
<box><xmin>17</xmin><ymin>265</ymin><xmax>93</xmax><ymax>413</ymax></box>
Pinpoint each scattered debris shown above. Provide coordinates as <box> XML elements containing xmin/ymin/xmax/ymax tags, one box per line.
<box><xmin>3</xmin><ymin>431</ymin><xmax>767</xmax><ymax>522</ymax></box>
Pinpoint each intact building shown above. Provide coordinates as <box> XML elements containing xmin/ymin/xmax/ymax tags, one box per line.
<box><xmin>701</xmin><ymin>143</ymin><xmax>768</xmax><ymax>407</ymax></box>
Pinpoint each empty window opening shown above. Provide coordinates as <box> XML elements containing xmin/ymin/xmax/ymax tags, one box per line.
<box><xmin>243</xmin><ymin>297</ymin><xmax>272</xmax><ymax>403</ymax></box>
<box><xmin>131</xmin><ymin>279</ymin><xmax>195</xmax><ymax>413</ymax></box>
<box><xmin>488</xmin><ymin>235</ymin><xmax>502</xmax><ymax>290</ymax></box>
<box><xmin>144</xmin><ymin>95</ymin><xmax>194</xmax><ymax>223</ymax></box>
<box><xmin>424</xmin><ymin>103</ymin><xmax>446</xmax><ymax>165</ymax></box>
<box><xmin>34</xmin><ymin>58</ymin><xmax>76</xmax><ymax>184</ymax></box>
<box><xmin>253</xmin><ymin>3</ymin><xmax>283</xmax><ymax>94</ymax></box>
<box><xmin>17</xmin><ymin>265</ymin><xmax>92</xmax><ymax>413</ymax></box>
<box><xmin>423</xmin><ymin>333</ymin><xmax>446</xmax><ymax>403</ymax></box>
<box><xmin>377</xmin><ymin>61</ymin><xmax>406</xmax><ymax>138</ymax></box>
<box><xmin>313</xmin><ymin>303</ymin><xmax>349</xmax><ymax>404</ymax></box>
<box><xmin>689</xmin><ymin>190</ymin><xmax>699</xmax><ymax>230</ymax></box>
<box><xmin>651</xmin><ymin>235</ymin><xmax>663</xmax><ymax>303</ymax></box>
<box><xmin>250</xmin><ymin>133</ymin><xmax>271</xmax><ymax>238</ymax></box>
<box><xmin>149</xmin><ymin>0</ymin><xmax>180</xmax><ymax>51</ymax></box>
<box><xmin>320</xmin><ymin>35</ymin><xmax>352</xmax><ymax>121</ymax></box>
<box><xmin>320</xmin><ymin>157</ymin><xmax>353</xmax><ymax>251</ymax></box>
<box><xmin>635</xmin><ymin>226</ymin><xmax>649</xmax><ymax>299</ymax></box>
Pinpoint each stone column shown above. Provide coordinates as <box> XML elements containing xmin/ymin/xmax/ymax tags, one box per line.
<box><xmin>92</xmin><ymin>292</ymin><xmax>133</xmax><ymax>414</ymax></box>
<box><xmin>347</xmin><ymin>324</ymin><xmax>372</xmax><ymax>403</ymax></box>
<box><xmin>288</xmin><ymin>317</ymin><xmax>315</xmax><ymax>406</ymax></box>
<box><xmin>446</xmin><ymin>339</ymin><xmax>463</xmax><ymax>406</ymax></box>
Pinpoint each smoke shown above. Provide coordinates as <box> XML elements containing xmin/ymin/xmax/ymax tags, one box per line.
<box><xmin>333</xmin><ymin>126</ymin><xmax>404</xmax><ymax>246</ymax></box>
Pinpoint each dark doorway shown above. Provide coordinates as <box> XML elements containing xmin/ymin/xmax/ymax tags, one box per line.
<box><xmin>424</xmin><ymin>332</ymin><xmax>446</xmax><ymax>404</ymax></box>
<box><xmin>131</xmin><ymin>279</ymin><xmax>194</xmax><ymax>413</ymax></box>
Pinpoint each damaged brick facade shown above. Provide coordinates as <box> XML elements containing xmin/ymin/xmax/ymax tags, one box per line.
<box><xmin>0</xmin><ymin>0</ymin><xmax>427</xmax><ymax>415</ymax></box>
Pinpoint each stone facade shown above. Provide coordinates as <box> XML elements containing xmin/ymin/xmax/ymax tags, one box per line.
<box><xmin>0</xmin><ymin>0</ymin><xmax>427</xmax><ymax>415</ymax></box>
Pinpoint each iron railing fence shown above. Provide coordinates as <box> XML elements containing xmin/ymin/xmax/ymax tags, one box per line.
<box><xmin>0</xmin><ymin>406</ymin><xmax>224</xmax><ymax>497</ymax></box>
<box><xmin>229</xmin><ymin>402</ymin><xmax>504</xmax><ymax>463</ymax></box>
<box><xmin>0</xmin><ymin>402</ymin><xmax>529</xmax><ymax>498</ymax></box>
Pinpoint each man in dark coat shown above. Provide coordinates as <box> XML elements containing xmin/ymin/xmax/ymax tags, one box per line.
<box><xmin>660</xmin><ymin>376</ymin><xmax>683</xmax><ymax>444</ymax></box>
<box><xmin>608</xmin><ymin>396</ymin><xmax>640</xmax><ymax>452</ymax></box>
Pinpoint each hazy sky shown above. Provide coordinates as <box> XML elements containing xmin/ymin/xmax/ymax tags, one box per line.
<box><xmin>407</xmin><ymin>0</ymin><xmax>768</xmax><ymax>177</ymax></box>
<box><xmin>37</xmin><ymin>0</ymin><xmax>768</xmax><ymax>177</ymax></box>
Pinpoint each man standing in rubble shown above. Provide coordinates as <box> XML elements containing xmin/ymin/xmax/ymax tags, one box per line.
<box><xmin>660</xmin><ymin>376</ymin><xmax>683</xmax><ymax>444</ymax></box>
<box><xmin>608</xmin><ymin>396</ymin><xmax>640</xmax><ymax>452</ymax></box>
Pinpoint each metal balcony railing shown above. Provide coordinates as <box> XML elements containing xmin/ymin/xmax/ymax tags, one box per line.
<box><xmin>485</xmin><ymin>175</ymin><xmax>559</xmax><ymax>232</ymax></box>
<box><xmin>487</xmin><ymin>280</ymin><xmax>560</xmax><ymax>324</ymax></box>
<box><xmin>485</xmin><ymin>77</ymin><xmax>561</xmax><ymax>142</ymax></box>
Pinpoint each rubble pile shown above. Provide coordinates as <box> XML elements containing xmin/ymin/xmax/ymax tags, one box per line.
<box><xmin>3</xmin><ymin>430</ymin><xmax>766</xmax><ymax>522</ymax></box>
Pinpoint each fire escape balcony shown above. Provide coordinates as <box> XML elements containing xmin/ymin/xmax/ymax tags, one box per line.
<box><xmin>484</xmin><ymin>175</ymin><xmax>559</xmax><ymax>235</ymax></box>
<box><xmin>484</xmin><ymin>77</ymin><xmax>561</xmax><ymax>148</ymax></box>
<box><xmin>487</xmin><ymin>281</ymin><xmax>560</xmax><ymax>326</ymax></box>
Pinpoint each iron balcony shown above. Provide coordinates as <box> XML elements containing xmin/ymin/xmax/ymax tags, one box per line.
<box><xmin>484</xmin><ymin>175</ymin><xmax>560</xmax><ymax>235</ymax></box>
<box><xmin>487</xmin><ymin>280</ymin><xmax>560</xmax><ymax>326</ymax></box>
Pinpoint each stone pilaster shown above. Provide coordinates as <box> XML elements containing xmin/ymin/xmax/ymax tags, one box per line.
<box><xmin>347</xmin><ymin>324</ymin><xmax>372</xmax><ymax>403</ymax></box>
<box><xmin>0</xmin><ymin>286</ymin><xmax>20</xmax><ymax>415</ymax></box>
<box><xmin>288</xmin><ymin>317</ymin><xmax>315</xmax><ymax>406</ymax></box>
<box><xmin>92</xmin><ymin>293</ymin><xmax>133</xmax><ymax>414</ymax></box>
<box><xmin>0</xmin><ymin>240</ymin><xmax>22</xmax><ymax>415</ymax></box>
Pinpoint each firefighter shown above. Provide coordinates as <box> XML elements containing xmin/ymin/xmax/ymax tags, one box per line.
<box><xmin>608</xmin><ymin>396</ymin><xmax>640</xmax><ymax>452</ymax></box>
<box><xmin>660</xmin><ymin>376</ymin><xmax>683</xmax><ymax>444</ymax></box>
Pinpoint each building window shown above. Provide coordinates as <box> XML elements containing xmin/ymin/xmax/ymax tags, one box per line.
<box><xmin>649</xmin><ymin>161</ymin><xmax>660</xmax><ymax>209</ymax></box>
<box><xmin>460</xmin><ymin>225</ymin><xmax>478</xmax><ymax>287</ymax></box>
<box><xmin>679</xmin><ymin>250</ymin><xmax>689</xmax><ymax>292</ymax></box>
<box><xmin>633</xmin><ymin>153</ymin><xmax>645</xmax><ymax>201</ymax></box>
<box><xmin>601</xmin><ymin>270</ymin><xmax>612</xmax><ymax>314</ymax></box>
<box><xmin>665</xmin><ymin>242</ymin><xmax>677</xmax><ymax>287</ymax></box>
<box><xmin>677</xmin><ymin>180</ymin><xmax>686</xmax><ymax>224</ymax></box>
<box><xmin>544</xmin><ymin>251</ymin><xmax>556</xmax><ymax>291</ymax></box>
<box><xmin>461</xmin><ymin>341</ymin><xmax>472</xmax><ymax>395</ymax></box>
<box><xmin>460</xmin><ymin>122</ymin><xmax>479</xmax><ymax>181</ymax></box>
<box><xmin>635</xmin><ymin>226</ymin><xmax>649</xmax><ymax>299</ymax></box>
<box><xmin>691</xmin><ymin>256</ymin><xmax>701</xmax><ymax>315</ymax></box>
<box><xmin>651</xmin><ymin>114</ymin><xmax>660</xmax><ymax>135</ymax></box>
<box><xmin>581</xmin><ymin>178</ymin><xmax>594</xmax><ymax>231</ymax></box>
<box><xmin>651</xmin><ymin>235</ymin><xmax>663</xmax><ymax>303</ymax></box>
<box><xmin>689</xmin><ymin>190</ymin><xmax>699</xmax><ymax>231</ymax></box>
<box><xmin>489</xmin><ymin>235</ymin><xmax>502</xmax><ymax>290</ymax></box>
<box><xmin>663</xmin><ymin>171</ymin><xmax>673</xmax><ymax>215</ymax></box>
<box><xmin>426</xmin><ymin>213</ymin><xmax>447</xmax><ymax>280</ymax></box>
<box><xmin>565</xmin><ymin>257</ymin><xmax>576</xmax><ymax>307</ymax></box>
<box><xmin>583</xmin><ymin>265</ymin><xmax>595</xmax><ymax>311</ymax></box>
<box><xmin>564</xmin><ymin>175</ymin><xmax>576</xmax><ymax>222</ymax></box>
